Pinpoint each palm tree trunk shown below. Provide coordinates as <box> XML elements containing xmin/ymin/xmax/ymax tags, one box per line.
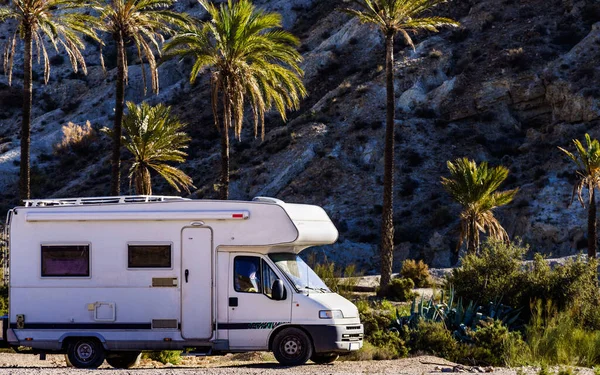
<box><xmin>379</xmin><ymin>33</ymin><xmax>395</xmax><ymax>289</ymax></box>
<box><xmin>219</xmin><ymin>119</ymin><xmax>230</xmax><ymax>200</ymax></box>
<box><xmin>589</xmin><ymin>189</ymin><xmax>597</xmax><ymax>258</ymax></box>
<box><xmin>468</xmin><ymin>217</ymin><xmax>477</xmax><ymax>254</ymax></box>
<box><xmin>19</xmin><ymin>24</ymin><xmax>33</xmax><ymax>202</ymax></box>
<box><xmin>135</xmin><ymin>166</ymin><xmax>152</xmax><ymax>195</ymax></box>
<box><xmin>111</xmin><ymin>32</ymin><xmax>125</xmax><ymax>196</ymax></box>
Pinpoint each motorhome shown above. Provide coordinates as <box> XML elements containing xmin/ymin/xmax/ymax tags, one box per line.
<box><xmin>0</xmin><ymin>196</ymin><xmax>363</xmax><ymax>368</ymax></box>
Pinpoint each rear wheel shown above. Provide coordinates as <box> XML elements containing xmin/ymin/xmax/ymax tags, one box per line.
<box><xmin>272</xmin><ymin>327</ymin><xmax>313</xmax><ymax>366</ymax></box>
<box><xmin>106</xmin><ymin>351</ymin><xmax>141</xmax><ymax>368</ymax></box>
<box><xmin>66</xmin><ymin>338</ymin><xmax>105</xmax><ymax>369</ymax></box>
<box><xmin>311</xmin><ymin>353</ymin><xmax>339</xmax><ymax>364</ymax></box>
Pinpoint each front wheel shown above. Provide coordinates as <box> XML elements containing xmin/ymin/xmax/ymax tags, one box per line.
<box><xmin>106</xmin><ymin>351</ymin><xmax>141</xmax><ymax>368</ymax></box>
<box><xmin>311</xmin><ymin>353</ymin><xmax>339</xmax><ymax>364</ymax></box>
<box><xmin>272</xmin><ymin>327</ymin><xmax>313</xmax><ymax>366</ymax></box>
<box><xmin>66</xmin><ymin>338</ymin><xmax>105</xmax><ymax>369</ymax></box>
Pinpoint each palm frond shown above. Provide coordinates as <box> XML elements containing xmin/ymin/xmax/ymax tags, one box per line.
<box><xmin>343</xmin><ymin>0</ymin><xmax>459</xmax><ymax>41</ymax></box>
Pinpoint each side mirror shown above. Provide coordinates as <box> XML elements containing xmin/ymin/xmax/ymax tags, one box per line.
<box><xmin>272</xmin><ymin>279</ymin><xmax>286</xmax><ymax>301</ymax></box>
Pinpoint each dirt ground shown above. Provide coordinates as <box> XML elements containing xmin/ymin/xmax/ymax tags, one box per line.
<box><xmin>0</xmin><ymin>353</ymin><xmax>595</xmax><ymax>375</ymax></box>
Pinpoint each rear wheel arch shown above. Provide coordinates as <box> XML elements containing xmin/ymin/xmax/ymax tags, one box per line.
<box><xmin>60</xmin><ymin>334</ymin><xmax>107</xmax><ymax>351</ymax></box>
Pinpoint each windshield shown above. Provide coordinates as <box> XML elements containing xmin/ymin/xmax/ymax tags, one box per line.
<box><xmin>269</xmin><ymin>253</ymin><xmax>330</xmax><ymax>293</ymax></box>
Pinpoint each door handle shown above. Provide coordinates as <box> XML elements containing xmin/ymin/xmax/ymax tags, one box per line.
<box><xmin>185</xmin><ymin>269</ymin><xmax>189</xmax><ymax>283</ymax></box>
<box><xmin>229</xmin><ymin>297</ymin><xmax>238</xmax><ymax>307</ymax></box>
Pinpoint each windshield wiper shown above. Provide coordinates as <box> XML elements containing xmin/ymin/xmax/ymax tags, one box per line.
<box><xmin>300</xmin><ymin>286</ymin><xmax>328</xmax><ymax>293</ymax></box>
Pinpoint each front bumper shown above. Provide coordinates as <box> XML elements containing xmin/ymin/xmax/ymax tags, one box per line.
<box><xmin>303</xmin><ymin>323</ymin><xmax>364</xmax><ymax>354</ymax></box>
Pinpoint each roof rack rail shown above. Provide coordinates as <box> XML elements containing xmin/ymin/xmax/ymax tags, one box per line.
<box><xmin>23</xmin><ymin>195</ymin><xmax>188</xmax><ymax>207</ymax></box>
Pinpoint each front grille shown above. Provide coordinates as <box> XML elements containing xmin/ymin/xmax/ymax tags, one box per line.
<box><xmin>342</xmin><ymin>333</ymin><xmax>364</xmax><ymax>342</ymax></box>
<box><xmin>346</xmin><ymin>326</ymin><xmax>361</xmax><ymax>330</ymax></box>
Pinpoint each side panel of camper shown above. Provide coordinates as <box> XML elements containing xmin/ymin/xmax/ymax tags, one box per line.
<box><xmin>8</xmin><ymin>218</ymin><xmax>214</xmax><ymax>349</ymax></box>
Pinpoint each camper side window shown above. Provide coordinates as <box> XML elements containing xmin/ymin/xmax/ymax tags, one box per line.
<box><xmin>41</xmin><ymin>245</ymin><xmax>90</xmax><ymax>277</ymax></box>
<box><xmin>128</xmin><ymin>245</ymin><xmax>172</xmax><ymax>268</ymax></box>
<box><xmin>234</xmin><ymin>256</ymin><xmax>261</xmax><ymax>293</ymax></box>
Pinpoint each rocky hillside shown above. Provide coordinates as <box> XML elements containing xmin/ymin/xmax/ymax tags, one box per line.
<box><xmin>0</xmin><ymin>0</ymin><xmax>599</xmax><ymax>273</ymax></box>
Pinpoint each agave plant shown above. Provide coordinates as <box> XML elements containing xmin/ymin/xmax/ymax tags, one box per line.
<box><xmin>391</xmin><ymin>287</ymin><xmax>522</xmax><ymax>342</ymax></box>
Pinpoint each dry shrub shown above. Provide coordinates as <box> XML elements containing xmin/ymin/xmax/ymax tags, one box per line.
<box><xmin>400</xmin><ymin>259</ymin><xmax>433</xmax><ymax>288</ymax></box>
<box><xmin>54</xmin><ymin>121</ymin><xmax>96</xmax><ymax>155</ymax></box>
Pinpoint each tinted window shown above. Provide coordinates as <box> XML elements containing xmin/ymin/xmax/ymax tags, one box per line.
<box><xmin>42</xmin><ymin>245</ymin><xmax>90</xmax><ymax>277</ymax></box>
<box><xmin>234</xmin><ymin>256</ymin><xmax>261</xmax><ymax>293</ymax></box>
<box><xmin>128</xmin><ymin>245</ymin><xmax>171</xmax><ymax>268</ymax></box>
<box><xmin>262</xmin><ymin>262</ymin><xmax>281</xmax><ymax>299</ymax></box>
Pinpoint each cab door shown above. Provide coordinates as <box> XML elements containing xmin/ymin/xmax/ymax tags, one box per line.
<box><xmin>227</xmin><ymin>254</ymin><xmax>291</xmax><ymax>349</ymax></box>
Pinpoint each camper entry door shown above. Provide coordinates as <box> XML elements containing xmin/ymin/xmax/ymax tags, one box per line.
<box><xmin>181</xmin><ymin>227</ymin><xmax>213</xmax><ymax>339</ymax></box>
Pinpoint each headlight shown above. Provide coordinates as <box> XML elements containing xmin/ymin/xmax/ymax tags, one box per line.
<box><xmin>319</xmin><ymin>310</ymin><xmax>344</xmax><ymax>319</ymax></box>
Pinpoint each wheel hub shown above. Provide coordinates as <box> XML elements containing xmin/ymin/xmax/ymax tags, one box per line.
<box><xmin>283</xmin><ymin>337</ymin><xmax>301</xmax><ymax>357</ymax></box>
<box><xmin>76</xmin><ymin>343</ymin><xmax>94</xmax><ymax>362</ymax></box>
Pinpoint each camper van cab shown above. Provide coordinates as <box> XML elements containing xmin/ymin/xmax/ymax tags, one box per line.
<box><xmin>0</xmin><ymin>196</ymin><xmax>363</xmax><ymax>368</ymax></box>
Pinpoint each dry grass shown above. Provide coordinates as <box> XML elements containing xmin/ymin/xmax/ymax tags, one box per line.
<box><xmin>54</xmin><ymin>121</ymin><xmax>96</xmax><ymax>154</ymax></box>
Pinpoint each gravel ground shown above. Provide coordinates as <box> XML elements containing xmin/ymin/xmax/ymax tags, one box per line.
<box><xmin>0</xmin><ymin>353</ymin><xmax>595</xmax><ymax>375</ymax></box>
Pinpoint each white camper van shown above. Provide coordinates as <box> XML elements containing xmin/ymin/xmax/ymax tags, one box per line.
<box><xmin>0</xmin><ymin>196</ymin><xmax>363</xmax><ymax>368</ymax></box>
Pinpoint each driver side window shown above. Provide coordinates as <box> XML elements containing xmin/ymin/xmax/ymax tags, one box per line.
<box><xmin>234</xmin><ymin>256</ymin><xmax>261</xmax><ymax>294</ymax></box>
<box><xmin>233</xmin><ymin>256</ymin><xmax>283</xmax><ymax>299</ymax></box>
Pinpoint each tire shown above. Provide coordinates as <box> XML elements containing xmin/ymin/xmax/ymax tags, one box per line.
<box><xmin>106</xmin><ymin>351</ymin><xmax>141</xmax><ymax>369</ymax></box>
<box><xmin>66</xmin><ymin>338</ymin><xmax>105</xmax><ymax>369</ymax></box>
<box><xmin>272</xmin><ymin>327</ymin><xmax>313</xmax><ymax>366</ymax></box>
<box><xmin>64</xmin><ymin>354</ymin><xmax>73</xmax><ymax>367</ymax></box>
<box><xmin>311</xmin><ymin>353</ymin><xmax>339</xmax><ymax>364</ymax></box>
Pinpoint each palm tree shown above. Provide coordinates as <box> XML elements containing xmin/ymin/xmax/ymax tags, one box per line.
<box><xmin>101</xmin><ymin>101</ymin><xmax>194</xmax><ymax>195</ymax></box>
<box><xmin>343</xmin><ymin>0</ymin><xmax>459</xmax><ymax>288</ymax></box>
<box><xmin>441</xmin><ymin>158</ymin><xmax>518</xmax><ymax>255</ymax></box>
<box><xmin>558</xmin><ymin>134</ymin><xmax>600</xmax><ymax>259</ymax></box>
<box><xmin>163</xmin><ymin>0</ymin><xmax>306</xmax><ymax>199</ymax></box>
<box><xmin>0</xmin><ymin>0</ymin><xmax>97</xmax><ymax>201</ymax></box>
<box><xmin>96</xmin><ymin>0</ymin><xmax>188</xmax><ymax>196</ymax></box>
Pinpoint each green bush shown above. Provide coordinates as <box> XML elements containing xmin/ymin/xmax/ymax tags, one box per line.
<box><xmin>144</xmin><ymin>350</ymin><xmax>181</xmax><ymax>365</ymax></box>
<box><xmin>357</xmin><ymin>299</ymin><xmax>397</xmax><ymax>340</ymax></box>
<box><xmin>343</xmin><ymin>341</ymin><xmax>399</xmax><ymax>361</ymax></box>
<box><xmin>400</xmin><ymin>259</ymin><xmax>433</xmax><ymax>288</ymax></box>
<box><xmin>467</xmin><ymin>319</ymin><xmax>529</xmax><ymax>366</ymax></box>
<box><xmin>385</xmin><ymin>278</ymin><xmax>416</xmax><ymax>302</ymax></box>
<box><xmin>0</xmin><ymin>285</ymin><xmax>6</xmax><ymax>316</ymax></box>
<box><xmin>446</xmin><ymin>239</ymin><xmax>526</xmax><ymax>307</ymax></box>
<box><xmin>353</xmin><ymin>300</ymin><xmax>409</xmax><ymax>360</ymax></box>
<box><xmin>557</xmin><ymin>367</ymin><xmax>575</xmax><ymax>375</ymax></box>
<box><xmin>368</xmin><ymin>330</ymin><xmax>408</xmax><ymax>359</ymax></box>
<box><xmin>410</xmin><ymin>319</ymin><xmax>528</xmax><ymax>366</ymax></box>
<box><xmin>411</xmin><ymin>321</ymin><xmax>458</xmax><ymax>358</ymax></box>
<box><xmin>308</xmin><ymin>255</ymin><xmax>360</xmax><ymax>298</ymax></box>
<box><xmin>447</xmin><ymin>239</ymin><xmax>600</xmax><ymax>328</ymax></box>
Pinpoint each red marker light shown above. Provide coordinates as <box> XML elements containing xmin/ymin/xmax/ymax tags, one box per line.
<box><xmin>232</xmin><ymin>213</ymin><xmax>244</xmax><ymax>218</ymax></box>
